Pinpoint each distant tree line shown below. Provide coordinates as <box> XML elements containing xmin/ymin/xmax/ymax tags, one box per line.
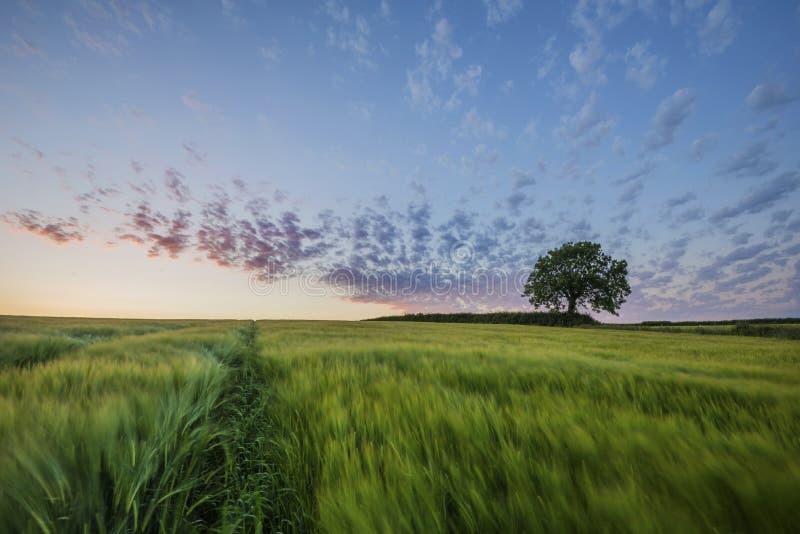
<box><xmin>366</xmin><ymin>311</ymin><xmax>597</xmax><ymax>327</ymax></box>
<box><xmin>366</xmin><ymin>314</ymin><xmax>800</xmax><ymax>339</ymax></box>
<box><xmin>639</xmin><ymin>318</ymin><xmax>800</xmax><ymax>326</ymax></box>
<box><xmin>597</xmin><ymin>321</ymin><xmax>800</xmax><ymax>340</ymax></box>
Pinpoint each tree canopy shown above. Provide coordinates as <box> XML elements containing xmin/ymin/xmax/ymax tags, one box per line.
<box><xmin>522</xmin><ymin>241</ymin><xmax>631</xmax><ymax>316</ymax></box>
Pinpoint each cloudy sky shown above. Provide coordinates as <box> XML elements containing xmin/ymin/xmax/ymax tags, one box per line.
<box><xmin>1</xmin><ymin>0</ymin><xmax>799</xmax><ymax>321</ymax></box>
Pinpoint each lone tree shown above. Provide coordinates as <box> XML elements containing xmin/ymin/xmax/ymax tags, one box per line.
<box><xmin>523</xmin><ymin>241</ymin><xmax>631</xmax><ymax>316</ymax></box>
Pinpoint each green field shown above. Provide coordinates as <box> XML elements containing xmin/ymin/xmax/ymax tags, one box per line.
<box><xmin>1</xmin><ymin>316</ymin><xmax>799</xmax><ymax>533</ymax></box>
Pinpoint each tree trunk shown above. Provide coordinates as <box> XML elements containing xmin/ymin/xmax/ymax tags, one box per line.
<box><xmin>567</xmin><ymin>297</ymin><xmax>577</xmax><ymax>315</ymax></box>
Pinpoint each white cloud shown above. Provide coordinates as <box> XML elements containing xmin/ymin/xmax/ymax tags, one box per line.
<box><xmin>456</xmin><ymin>108</ymin><xmax>506</xmax><ymax>139</ymax></box>
<box><xmin>65</xmin><ymin>14</ymin><xmax>127</xmax><ymax>56</ymax></box>
<box><xmin>549</xmin><ymin>72</ymin><xmax>580</xmax><ymax>102</ymax></box>
<box><xmin>379</xmin><ymin>0</ymin><xmax>391</xmax><ymax>19</ymax></box>
<box><xmin>350</xmin><ymin>102</ymin><xmax>374</xmax><ymax>120</ymax></box>
<box><xmin>511</xmin><ymin>167</ymin><xmax>536</xmax><ymax>189</ymax></box>
<box><xmin>426</xmin><ymin>18</ymin><xmax>463</xmax><ymax>77</ymax></box>
<box><xmin>482</xmin><ymin>0</ymin><xmax>524</xmax><ymax>27</ymax></box>
<box><xmin>323</xmin><ymin>0</ymin><xmax>350</xmax><ymax>23</ymax></box>
<box><xmin>446</xmin><ymin>64</ymin><xmax>482</xmax><ymax>109</ymax></box>
<box><xmin>698</xmin><ymin>0</ymin><xmax>738</xmax><ymax>55</ymax></box>
<box><xmin>670</xmin><ymin>0</ymin><xmax>737</xmax><ymax>55</ymax></box>
<box><xmin>180</xmin><ymin>91</ymin><xmax>223</xmax><ymax>124</ymax></box>
<box><xmin>258</xmin><ymin>40</ymin><xmax>282</xmax><ymax>63</ymax></box>
<box><xmin>406</xmin><ymin>72</ymin><xmax>438</xmax><ymax>112</ymax></box>
<box><xmin>536</xmin><ymin>35</ymin><xmax>558</xmax><ymax>80</ymax></box>
<box><xmin>181</xmin><ymin>91</ymin><xmax>210</xmax><ymax>115</ymax></box>
<box><xmin>569</xmin><ymin>36</ymin><xmax>606</xmax><ymax>85</ymax></box>
<box><xmin>326</xmin><ymin>13</ymin><xmax>374</xmax><ymax>67</ymax></box>
<box><xmin>745</xmin><ymin>83</ymin><xmax>797</xmax><ymax>111</ymax></box>
<box><xmin>322</xmin><ymin>2</ymin><xmax>375</xmax><ymax>68</ymax></box>
<box><xmin>568</xmin><ymin>0</ymin><xmax>662</xmax><ymax>86</ymax></box>
<box><xmin>407</xmin><ymin>18</ymin><xmax>464</xmax><ymax>111</ymax></box>
<box><xmin>691</xmin><ymin>133</ymin><xmax>718</xmax><ymax>161</ymax></box>
<box><xmin>221</xmin><ymin>0</ymin><xmax>246</xmax><ymax>27</ymax></box>
<box><xmin>624</xmin><ymin>41</ymin><xmax>666</xmax><ymax>89</ymax></box>
<box><xmin>462</xmin><ymin>144</ymin><xmax>500</xmax><ymax>174</ymax></box>
<box><xmin>645</xmin><ymin>88</ymin><xmax>696</xmax><ymax>151</ymax></box>
<box><xmin>554</xmin><ymin>92</ymin><xmax>616</xmax><ymax>146</ymax></box>
<box><xmin>716</xmin><ymin>141</ymin><xmax>778</xmax><ymax>178</ymax></box>
<box><xmin>453</xmin><ymin>65</ymin><xmax>482</xmax><ymax>95</ymax></box>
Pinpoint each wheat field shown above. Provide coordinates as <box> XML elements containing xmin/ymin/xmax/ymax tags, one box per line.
<box><xmin>1</xmin><ymin>316</ymin><xmax>798</xmax><ymax>532</ymax></box>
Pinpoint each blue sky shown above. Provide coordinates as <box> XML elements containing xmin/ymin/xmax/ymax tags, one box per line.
<box><xmin>1</xmin><ymin>0</ymin><xmax>799</xmax><ymax>320</ymax></box>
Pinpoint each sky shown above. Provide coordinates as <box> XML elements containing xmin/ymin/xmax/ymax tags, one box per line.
<box><xmin>1</xmin><ymin>0</ymin><xmax>799</xmax><ymax>321</ymax></box>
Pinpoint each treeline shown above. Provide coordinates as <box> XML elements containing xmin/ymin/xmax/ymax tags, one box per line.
<box><xmin>617</xmin><ymin>319</ymin><xmax>800</xmax><ymax>340</ymax></box>
<box><xmin>366</xmin><ymin>313</ymin><xmax>800</xmax><ymax>339</ymax></box>
<box><xmin>639</xmin><ymin>318</ymin><xmax>800</xmax><ymax>326</ymax></box>
<box><xmin>366</xmin><ymin>311</ymin><xmax>598</xmax><ymax>327</ymax></box>
<box><xmin>592</xmin><ymin>321</ymin><xmax>800</xmax><ymax>340</ymax></box>
<box><xmin>730</xmin><ymin>322</ymin><xmax>800</xmax><ymax>339</ymax></box>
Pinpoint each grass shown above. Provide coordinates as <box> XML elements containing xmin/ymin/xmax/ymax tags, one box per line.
<box><xmin>0</xmin><ymin>320</ymin><xmax>242</xmax><ymax>533</ymax></box>
<box><xmin>0</xmin><ymin>316</ymin><xmax>799</xmax><ymax>532</ymax></box>
<box><xmin>256</xmin><ymin>321</ymin><xmax>800</xmax><ymax>533</ymax></box>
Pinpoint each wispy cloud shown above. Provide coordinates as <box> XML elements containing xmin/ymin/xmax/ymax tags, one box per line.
<box><xmin>691</xmin><ymin>134</ymin><xmax>718</xmax><ymax>161</ymax></box>
<box><xmin>2</xmin><ymin>210</ymin><xmax>85</xmax><ymax>244</ymax></box>
<box><xmin>446</xmin><ymin>64</ymin><xmax>482</xmax><ymax>110</ymax></box>
<box><xmin>181</xmin><ymin>91</ymin><xmax>223</xmax><ymax>123</ymax></box>
<box><xmin>511</xmin><ymin>167</ymin><xmax>536</xmax><ymax>189</ymax></box>
<box><xmin>745</xmin><ymin>83</ymin><xmax>797</xmax><ymax>111</ymax></box>
<box><xmin>323</xmin><ymin>1</ymin><xmax>376</xmax><ymax>68</ymax></box>
<box><xmin>11</xmin><ymin>137</ymin><xmax>44</xmax><ymax>159</ymax></box>
<box><xmin>164</xmin><ymin>167</ymin><xmax>192</xmax><ymax>203</ymax></box>
<box><xmin>698</xmin><ymin>0</ymin><xmax>738</xmax><ymax>55</ymax></box>
<box><xmin>182</xmin><ymin>142</ymin><xmax>207</xmax><ymax>165</ymax></box>
<box><xmin>536</xmin><ymin>35</ymin><xmax>558</xmax><ymax>80</ymax></box>
<box><xmin>455</xmin><ymin>108</ymin><xmax>506</xmax><ymax>140</ymax></box>
<box><xmin>554</xmin><ymin>92</ymin><xmax>615</xmax><ymax>146</ymax></box>
<box><xmin>65</xmin><ymin>14</ymin><xmax>127</xmax><ymax>56</ymax></box>
<box><xmin>568</xmin><ymin>0</ymin><xmax>652</xmax><ymax>85</ymax></box>
<box><xmin>181</xmin><ymin>91</ymin><xmax>211</xmax><ymax>115</ymax></box>
<box><xmin>221</xmin><ymin>0</ymin><xmax>246</xmax><ymax>27</ymax></box>
<box><xmin>10</xmin><ymin>33</ymin><xmax>44</xmax><ymax>58</ymax></box>
<box><xmin>482</xmin><ymin>0</ymin><xmax>524</xmax><ymax>27</ymax></box>
<box><xmin>710</xmin><ymin>171</ymin><xmax>800</xmax><ymax>223</ymax></box>
<box><xmin>63</xmin><ymin>1</ymin><xmax>170</xmax><ymax>57</ymax></box>
<box><xmin>624</xmin><ymin>41</ymin><xmax>666</xmax><ymax>90</ymax></box>
<box><xmin>665</xmin><ymin>191</ymin><xmax>697</xmax><ymax>210</ymax></box>
<box><xmin>716</xmin><ymin>141</ymin><xmax>777</xmax><ymax>179</ymax></box>
<box><xmin>130</xmin><ymin>160</ymin><xmax>145</xmax><ymax>175</ymax></box>
<box><xmin>644</xmin><ymin>88</ymin><xmax>695</xmax><ymax>151</ymax></box>
<box><xmin>258</xmin><ymin>40</ymin><xmax>283</xmax><ymax>64</ymax></box>
<box><xmin>117</xmin><ymin>203</ymin><xmax>192</xmax><ymax>258</ymax></box>
<box><xmin>407</xmin><ymin>18</ymin><xmax>464</xmax><ymax>111</ymax></box>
